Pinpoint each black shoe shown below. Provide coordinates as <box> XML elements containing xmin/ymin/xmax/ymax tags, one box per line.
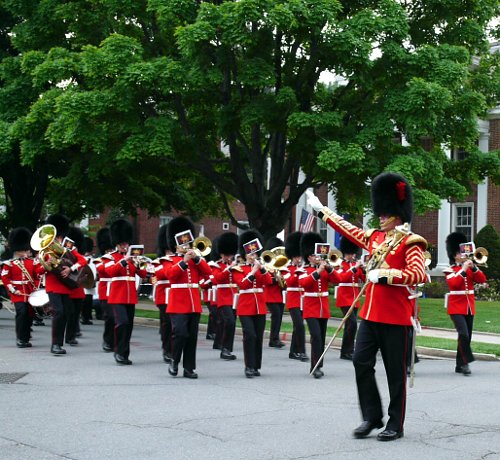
<box><xmin>289</xmin><ymin>352</ymin><xmax>301</xmax><ymax>360</ymax></box>
<box><xmin>220</xmin><ymin>349</ymin><xmax>237</xmax><ymax>360</ymax></box>
<box><xmin>253</xmin><ymin>369</ymin><xmax>261</xmax><ymax>377</ymax></box>
<box><xmin>244</xmin><ymin>367</ymin><xmax>255</xmax><ymax>378</ymax></box>
<box><xmin>102</xmin><ymin>343</ymin><xmax>113</xmax><ymax>352</ymax></box>
<box><xmin>168</xmin><ymin>362</ymin><xmax>178</xmax><ymax>376</ymax></box>
<box><xmin>75</xmin><ymin>332</ymin><xmax>82</xmax><ymax>337</ymax></box>
<box><xmin>353</xmin><ymin>420</ymin><xmax>384</xmax><ymax>439</ymax></box>
<box><xmin>81</xmin><ymin>320</ymin><xmax>93</xmax><ymax>325</ymax></box>
<box><xmin>163</xmin><ymin>352</ymin><xmax>172</xmax><ymax>364</ymax></box>
<box><xmin>340</xmin><ymin>353</ymin><xmax>353</xmax><ymax>361</ymax></box>
<box><xmin>269</xmin><ymin>340</ymin><xmax>285</xmax><ymax>348</ymax></box>
<box><xmin>455</xmin><ymin>364</ymin><xmax>471</xmax><ymax>375</ymax></box>
<box><xmin>33</xmin><ymin>320</ymin><xmax>45</xmax><ymax>326</ymax></box>
<box><xmin>312</xmin><ymin>369</ymin><xmax>324</xmax><ymax>379</ymax></box>
<box><xmin>206</xmin><ymin>333</ymin><xmax>215</xmax><ymax>340</ymax></box>
<box><xmin>17</xmin><ymin>340</ymin><xmax>32</xmax><ymax>348</ymax></box>
<box><xmin>65</xmin><ymin>339</ymin><xmax>78</xmax><ymax>346</ymax></box>
<box><xmin>377</xmin><ymin>429</ymin><xmax>404</xmax><ymax>441</ymax></box>
<box><xmin>299</xmin><ymin>353</ymin><xmax>309</xmax><ymax>362</ymax></box>
<box><xmin>183</xmin><ymin>369</ymin><xmax>198</xmax><ymax>379</ymax></box>
<box><xmin>114</xmin><ymin>353</ymin><xmax>129</xmax><ymax>365</ymax></box>
<box><xmin>51</xmin><ymin>344</ymin><xmax>66</xmax><ymax>355</ymax></box>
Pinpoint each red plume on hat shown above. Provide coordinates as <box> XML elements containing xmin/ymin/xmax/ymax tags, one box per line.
<box><xmin>371</xmin><ymin>172</ymin><xmax>413</xmax><ymax>223</ymax></box>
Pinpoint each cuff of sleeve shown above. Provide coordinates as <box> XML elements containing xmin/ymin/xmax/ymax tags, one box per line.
<box><xmin>312</xmin><ymin>271</ymin><xmax>320</xmax><ymax>280</ymax></box>
<box><xmin>193</xmin><ymin>256</ymin><xmax>200</xmax><ymax>264</ymax></box>
<box><xmin>247</xmin><ymin>274</ymin><xmax>256</xmax><ymax>282</ymax></box>
<box><xmin>8</xmin><ymin>285</ymin><xmax>16</xmax><ymax>294</ymax></box>
<box><xmin>260</xmin><ymin>268</ymin><xmax>266</xmax><ymax>274</ymax></box>
<box><xmin>460</xmin><ymin>270</ymin><xmax>467</xmax><ymax>277</ymax></box>
<box><xmin>70</xmin><ymin>263</ymin><xmax>81</xmax><ymax>272</ymax></box>
<box><xmin>120</xmin><ymin>260</ymin><xmax>127</xmax><ymax>268</ymax></box>
<box><xmin>379</xmin><ymin>277</ymin><xmax>388</xmax><ymax>285</ymax></box>
<box><xmin>179</xmin><ymin>261</ymin><xmax>188</xmax><ymax>270</ymax></box>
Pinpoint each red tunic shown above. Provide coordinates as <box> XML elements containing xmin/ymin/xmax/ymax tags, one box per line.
<box><xmin>444</xmin><ymin>264</ymin><xmax>487</xmax><ymax>315</ymax></box>
<box><xmin>233</xmin><ymin>265</ymin><xmax>273</xmax><ymax>316</ymax></box>
<box><xmin>322</xmin><ymin>213</ymin><xmax>427</xmax><ymax>326</ymax></box>
<box><xmin>283</xmin><ymin>265</ymin><xmax>303</xmax><ymax>310</ymax></box>
<box><xmin>105</xmin><ymin>251</ymin><xmax>147</xmax><ymax>305</ymax></box>
<box><xmin>211</xmin><ymin>262</ymin><xmax>239</xmax><ymax>308</ymax></box>
<box><xmin>334</xmin><ymin>260</ymin><xmax>365</xmax><ymax>308</ymax></box>
<box><xmin>95</xmin><ymin>256</ymin><xmax>111</xmax><ymax>301</ymax></box>
<box><xmin>43</xmin><ymin>250</ymin><xmax>88</xmax><ymax>295</ymax></box>
<box><xmin>264</xmin><ymin>268</ymin><xmax>288</xmax><ymax>304</ymax></box>
<box><xmin>152</xmin><ymin>256</ymin><xmax>172</xmax><ymax>306</ymax></box>
<box><xmin>164</xmin><ymin>255</ymin><xmax>212</xmax><ymax>314</ymax></box>
<box><xmin>298</xmin><ymin>265</ymin><xmax>340</xmax><ymax>319</ymax></box>
<box><xmin>1</xmin><ymin>258</ymin><xmax>43</xmax><ymax>303</ymax></box>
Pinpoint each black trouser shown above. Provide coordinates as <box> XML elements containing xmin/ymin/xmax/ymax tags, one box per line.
<box><xmin>289</xmin><ymin>308</ymin><xmax>306</xmax><ymax>355</ymax></box>
<box><xmin>156</xmin><ymin>304</ymin><xmax>171</xmax><ymax>355</ymax></box>
<box><xmin>267</xmin><ymin>302</ymin><xmax>284</xmax><ymax>343</ymax></box>
<box><xmin>450</xmin><ymin>314</ymin><xmax>475</xmax><ymax>367</ymax></box>
<box><xmin>206</xmin><ymin>304</ymin><xmax>217</xmax><ymax>338</ymax></box>
<box><xmin>219</xmin><ymin>306</ymin><xmax>236</xmax><ymax>351</ymax></box>
<box><xmin>101</xmin><ymin>300</ymin><xmax>114</xmax><ymax>347</ymax></box>
<box><xmin>340</xmin><ymin>306</ymin><xmax>358</xmax><ymax>356</ymax></box>
<box><xmin>306</xmin><ymin>317</ymin><xmax>328</xmax><ymax>372</ymax></box>
<box><xmin>70</xmin><ymin>298</ymin><xmax>82</xmax><ymax>338</ymax></box>
<box><xmin>15</xmin><ymin>301</ymin><xmax>31</xmax><ymax>343</ymax></box>
<box><xmin>239</xmin><ymin>315</ymin><xmax>266</xmax><ymax>370</ymax></box>
<box><xmin>213</xmin><ymin>307</ymin><xmax>224</xmax><ymax>349</ymax></box>
<box><xmin>170</xmin><ymin>313</ymin><xmax>200</xmax><ymax>372</ymax></box>
<box><xmin>81</xmin><ymin>294</ymin><xmax>93</xmax><ymax>322</ymax></box>
<box><xmin>48</xmin><ymin>292</ymin><xmax>73</xmax><ymax>347</ymax></box>
<box><xmin>111</xmin><ymin>303</ymin><xmax>135</xmax><ymax>359</ymax></box>
<box><xmin>353</xmin><ymin>319</ymin><xmax>409</xmax><ymax>433</ymax></box>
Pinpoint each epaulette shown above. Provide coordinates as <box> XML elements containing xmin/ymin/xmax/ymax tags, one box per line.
<box><xmin>365</xmin><ymin>229</ymin><xmax>377</xmax><ymax>238</ymax></box>
<box><xmin>101</xmin><ymin>253</ymin><xmax>114</xmax><ymax>260</ymax></box>
<box><xmin>2</xmin><ymin>259</ymin><xmax>13</xmax><ymax>267</ymax></box>
<box><xmin>405</xmin><ymin>234</ymin><xmax>428</xmax><ymax>249</ymax></box>
<box><xmin>208</xmin><ymin>261</ymin><xmax>219</xmax><ymax>268</ymax></box>
<box><xmin>442</xmin><ymin>266</ymin><xmax>454</xmax><ymax>274</ymax></box>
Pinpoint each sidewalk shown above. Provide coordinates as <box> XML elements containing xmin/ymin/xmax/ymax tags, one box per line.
<box><xmin>136</xmin><ymin>299</ymin><xmax>500</xmax><ymax>361</ymax></box>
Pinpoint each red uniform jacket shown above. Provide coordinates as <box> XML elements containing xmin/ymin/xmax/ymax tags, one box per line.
<box><xmin>298</xmin><ymin>265</ymin><xmax>340</xmax><ymax>319</ymax></box>
<box><xmin>152</xmin><ymin>256</ymin><xmax>172</xmax><ymax>306</ymax></box>
<box><xmin>322</xmin><ymin>213</ymin><xmax>427</xmax><ymax>326</ymax></box>
<box><xmin>164</xmin><ymin>254</ymin><xmax>212</xmax><ymax>314</ymax></box>
<box><xmin>95</xmin><ymin>257</ymin><xmax>111</xmax><ymax>301</ymax></box>
<box><xmin>444</xmin><ymin>264</ymin><xmax>487</xmax><ymax>315</ymax></box>
<box><xmin>105</xmin><ymin>251</ymin><xmax>147</xmax><ymax>305</ymax></box>
<box><xmin>264</xmin><ymin>269</ymin><xmax>288</xmax><ymax>304</ymax></box>
<box><xmin>283</xmin><ymin>265</ymin><xmax>303</xmax><ymax>310</ymax></box>
<box><xmin>334</xmin><ymin>260</ymin><xmax>365</xmax><ymax>308</ymax></box>
<box><xmin>233</xmin><ymin>264</ymin><xmax>273</xmax><ymax>316</ymax></box>
<box><xmin>1</xmin><ymin>258</ymin><xmax>43</xmax><ymax>303</ymax></box>
<box><xmin>43</xmin><ymin>250</ymin><xmax>88</xmax><ymax>295</ymax></box>
<box><xmin>211</xmin><ymin>261</ymin><xmax>239</xmax><ymax>308</ymax></box>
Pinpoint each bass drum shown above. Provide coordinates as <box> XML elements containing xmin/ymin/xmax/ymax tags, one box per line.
<box><xmin>28</xmin><ymin>289</ymin><xmax>50</xmax><ymax>307</ymax></box>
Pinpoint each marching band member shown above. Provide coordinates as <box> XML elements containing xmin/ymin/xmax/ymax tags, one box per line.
<box><xmin>164</xmin><ymin>216</ymin><xmax>212</xmax><ymax>379</ymax></box>
<box><xmin>106</xmin><ymin>218</ymin><xmax>148</xmax><ymax>365</ymax></box>
<box><xmin>211</xmin><ymin>232</ymin><xmax>240</xmax><ymax>361</ymax></box>
<box><xmin>263</xmin><ymin>237</ymin><xmax>287</xmax><ymax>349</ymax></box>
<box><xmin>233</xmin><ymin>230</ymin><xmax>273</xmax><ymax>378</ymax></box>
<box><xmin>1</xmin><ymin>227</ymin><xmax>42</xmax><ymax>348</ymax></box>
<box><xmin>334</xmin><ymin>236</ymin><xmax>365</xmax><ymax>361</ymax></box>
<box><xmin>307</xmin><ymin>172</ymin><xmax>427</xmax><ymax>441</ymax></box>
<box><xmin>95</xmin><ymin>227</ymin><xmax>115</xmax><ymax>352</ymax></box>
<box><xmin>283</xmin><ymin>231</ymin><xmax>308</xmax><ymax>362</ymax></box>
<box><xmin>81</xmin><ymin>236</ymin><xmax>97</xmax><ymax>325</ymax></box>
<box><xmin>298</xmin><ymin>233</ymin><xmax>340</xmax><ymax>378</ymax></box>
<box><xmin>444</xmin><ymin>232</ymin><xmax>487</xmax><ymax>376</ymax></box>
<box><xmin>42</xmin><ymin>214</ymin><xmax>88</xmax><ymax>356</ymax></box>
<box><xmin>151</xmin><ymin>224</ymin><xmax>173</xmax><ymax>364</ymax></box>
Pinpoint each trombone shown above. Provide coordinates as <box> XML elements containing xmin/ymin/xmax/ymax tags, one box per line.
<box><xmin>193</xmin><ymin>236</ymin><xmax>212</xmax><ymax>257</ymax></box>
<box><xmin>325</xmin><ymin>249</ymin><xmax>342</xmax><ymax>267</ymax></box>
<box><xmin>470</xmin><ymin>247</ymin><xmax>488</xmax><ymax>267</ymax></box>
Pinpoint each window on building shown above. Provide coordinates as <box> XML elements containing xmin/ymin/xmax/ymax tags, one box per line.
<box><xmin>222</xmin><ymin>222</ymin><xmax>230</xmax><ymax>231</ymax></box>
<box><xmin>451</xmin><ymin>147</ymin><xmax>469</xmax><ymax>161</ymax></box>
<box><xmin>159</xmin><ymin>216</ymin><xmax>172</xmax><ymax>227</ymax></box>
<box><xmin>453</xmin><ymin>203</ymin><xmax>474</xmax><ymax>241</ymax></box>
<box><xmin>317</xmin><ymin>216</ymin><xmax>327</xmax><ymax>242</ymax></box>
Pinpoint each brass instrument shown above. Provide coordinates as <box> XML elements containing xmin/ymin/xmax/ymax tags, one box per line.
<box><xmin>326</xmin><ymin>249</ymin><xmax>342</xmax><ymax>267</ymax></box>
<box><xmin>423</xmin><ymin>251</ymin><xmax>432</xmax><ymax>268</ymax></box>
<box><xmin>471</xmin><ymin>247</ymin><xmax>488</xmax><ymax>267</ymax></box>
<box><xmin>193</xmin><ymin>236</ymin><xmax>212</xmax><ymax>257</ymax></box>
<box><xmin>261</xmin><ymin>246</ymin><xmax>289</xmax><ymax>270</ymax></box>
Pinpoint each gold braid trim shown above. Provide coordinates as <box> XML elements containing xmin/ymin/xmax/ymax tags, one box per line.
<box><xmin>405</xmin><ymin>234</ymin><xmax>428</xmax><ymax>249</ymax></box>
<box><xmin>379</xmin><ymin>268</ymin><xmax>403</xmax><ymax>285</ymax></box>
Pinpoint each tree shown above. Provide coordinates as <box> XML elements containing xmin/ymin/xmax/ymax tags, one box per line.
<box><xmin>475</xmin><ymin>224</ymin><xmax>500</xmax><ymax>280</ymax></box>
<box><xmin>4</xmin><ymin>0</ymin><xmax>500</xmax><ymax>240</ymax></box>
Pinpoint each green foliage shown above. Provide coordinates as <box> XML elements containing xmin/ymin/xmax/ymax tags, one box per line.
<box><xmin>475</xmin><ymin>225</ymin><xmax>500</xmax><ymax>280</ymax></box>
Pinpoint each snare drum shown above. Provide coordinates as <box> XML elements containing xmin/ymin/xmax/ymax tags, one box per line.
<box><xmin>28</xmin><ymin>289</ymin><xmax>50</xmax><ymax>307</ymax></box>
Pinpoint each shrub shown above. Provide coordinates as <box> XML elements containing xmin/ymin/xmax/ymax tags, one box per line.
<box><xmin>475</xmin><ymin>279</ymin><xmax>500</xmax><ymax>302</ymax></box>
<box><xmin>423</xmin><ymin>279</ymin><xmax>448</xmax><ymax>298</ymax></box>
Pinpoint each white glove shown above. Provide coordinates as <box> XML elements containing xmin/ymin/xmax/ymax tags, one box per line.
<box><xmin>368</xmin><ymin>269</ymin><xmax>380</xmax><ymax>284</ymax></box>
<box><xmin>305</xmin><ymin>190</ymin><xmax>324</xmax><ymax>212</ymax></box>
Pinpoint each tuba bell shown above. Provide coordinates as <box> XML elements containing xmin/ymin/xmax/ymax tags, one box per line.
<box><xmin>327</xmin><ymin>249</ymin><xmax>343</xmax><ymax>267</ymax></box>
<box><xmin>193</xmin><ymin>236</ymin><xmax>212</xmax><ymax>257</ymax></box>
<box><xmin>30</xmin><ymin>225</ymin><xmax>67</xmax><ymax>272</ymax></box>
<box><xmin>262</xmin><ymin>246</ymin><xmax>289</xmax><ymax>271</ymax></box>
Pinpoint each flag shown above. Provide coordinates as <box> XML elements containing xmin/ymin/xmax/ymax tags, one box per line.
<box><xmin>299</xmin><ymin>209</ymin><xmax>316</xmax><ymax>232</ymax></box>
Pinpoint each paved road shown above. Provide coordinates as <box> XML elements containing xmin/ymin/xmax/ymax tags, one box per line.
<box><xmin>1</xmin><ymin>310</ymin><xmax>499</xmax><ymax>460</ymax></box>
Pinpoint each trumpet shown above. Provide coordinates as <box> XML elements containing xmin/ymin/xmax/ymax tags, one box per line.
<box><xmin>470</xmin><ymin>247</ymin><xmax>488</xmax><ymax>267</ymax></box>
<box><xmin>192</xmin><ymin>236</ymin><xmax>212</xmax><ymax>257</ymax></box>
<box><xmin>132</xmin><ymin>256</ymin><xmax>154</xmax><ymax>272</ymax></box>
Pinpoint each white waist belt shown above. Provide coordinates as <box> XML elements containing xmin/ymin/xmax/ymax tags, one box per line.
<box><xmin>112</xmin><ymin>276</ymin><xmax>136</xmax><ymax>282</ymax></box>
<box><xmin>156</xmin><ymin>280</ymin><xmax>170</xmax><ymax>285</ymax></box>
<box><xmin>449</xmin><ymin>290</ymin><xmax>475</xmax><ymax>295</ymax></box>
<box><xmin>303</xmin><ymin>292</ymin><xmax>329</xmax><ymax>297</ymax></box>
<box><xmin>240</xmin><ymin>288</ymin><xmax>264</xmax><ymax>294</ymax></box>
<box><xmin>217</xmin><ymin>284</ymin><xmax>237</xmax><ymax>289</ymax></box>
<box><xmin>337</xmin><ymin>283</ymin><xmax>358</xmax><ymax>287</ymax></box>
<box><xmin>170</xmin><ymin>283</ymin><xmax>199</xmax><ymax>289</ymax></box>
<box><xmin>12</xmin><ymin>280</ymin><xmax>30</xmax><ymax>284</ymax></box>
<box><xmin>287</xmin><ymin>287</ymin><xmax>303</xmax><ymax>292</ymax></box>
<box><xmin>99</xmin><ymin>278</ymin><xmax>111</xmax><ymax>282</ymax></box>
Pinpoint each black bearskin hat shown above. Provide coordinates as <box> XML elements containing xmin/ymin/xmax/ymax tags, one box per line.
<box><xmin>46</xmin><ymin>213</ymin><xmax>70</xmax><ymax>237</ymax></box>
<box><xmin>96</xmin><ymin>228</ymin><xmax>113</xmax><ymax>254</ymax></box>
<box><xmin>83</xmin><ymin>236</ymin><xmax>94</xmax><ymax>255</ymax></box>
<box><xmin>8</xmin><ymin>227</ymin><xmax>32</xmax><ymax>252</ymax></box>
<box><xmin>300</xmin><ymin>232</ymin><xmax>324</xmax><ymax>261</ymax></box>
<box><xmin>157</xmin><ymin>224</ymin><xmax>169</xmax><ymax>255</ymax></box>
<box><xmin>210</xmin><ymin>235</ymin><xmax>221</xmax><ymax>262</ymax></box>
<box><xmin>110</xmin><ymin>219</ymin><xmax>134</xmax><ymax>246</ymax></box>
<box><xmin>446</xmin><ymin>232</ymin><xmax>468</xmax><ymax>264</ymax></box>
<box><xmin>238</xmin><ymin>229</ymin><xmax>263</xmax><ymax>257</ymax></box>
<box><xmin>264</xmin><ymin>236</ymin><xmax>284</xmax><ymax>251</ymax></box>
<box><xmin>67</xmin><ymin>227</ymin><xmax>84</xmax><ymax>251</ymax></box>
<box><xmin>371</xmin><ymin>172</ymin><xmax>413</xmax><ymax>224</ymax></box>
<box><xmin>339</xmin><ymin>236</ymin><xmax>361</xmax><ymax>257</ymax></box>
<box><xmin>285</xmin><ymin>231</ymin><xmax>303</xmax><ymax>259</ymax></box>
<box><xmin>167</xmin><ymin>216</ymin><xmax>195</xmax><ymax>251</ymax></box>
<box><xmin>217</xmin><ymin>232</ymin><xmax>238</xmax><ymax>256</ymax></box>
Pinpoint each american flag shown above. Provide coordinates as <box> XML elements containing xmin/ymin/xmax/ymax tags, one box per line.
<box><xmin>299</xmin><ymin>208</ymin><xmax>316</xmax><ymax>232</ymax></box>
